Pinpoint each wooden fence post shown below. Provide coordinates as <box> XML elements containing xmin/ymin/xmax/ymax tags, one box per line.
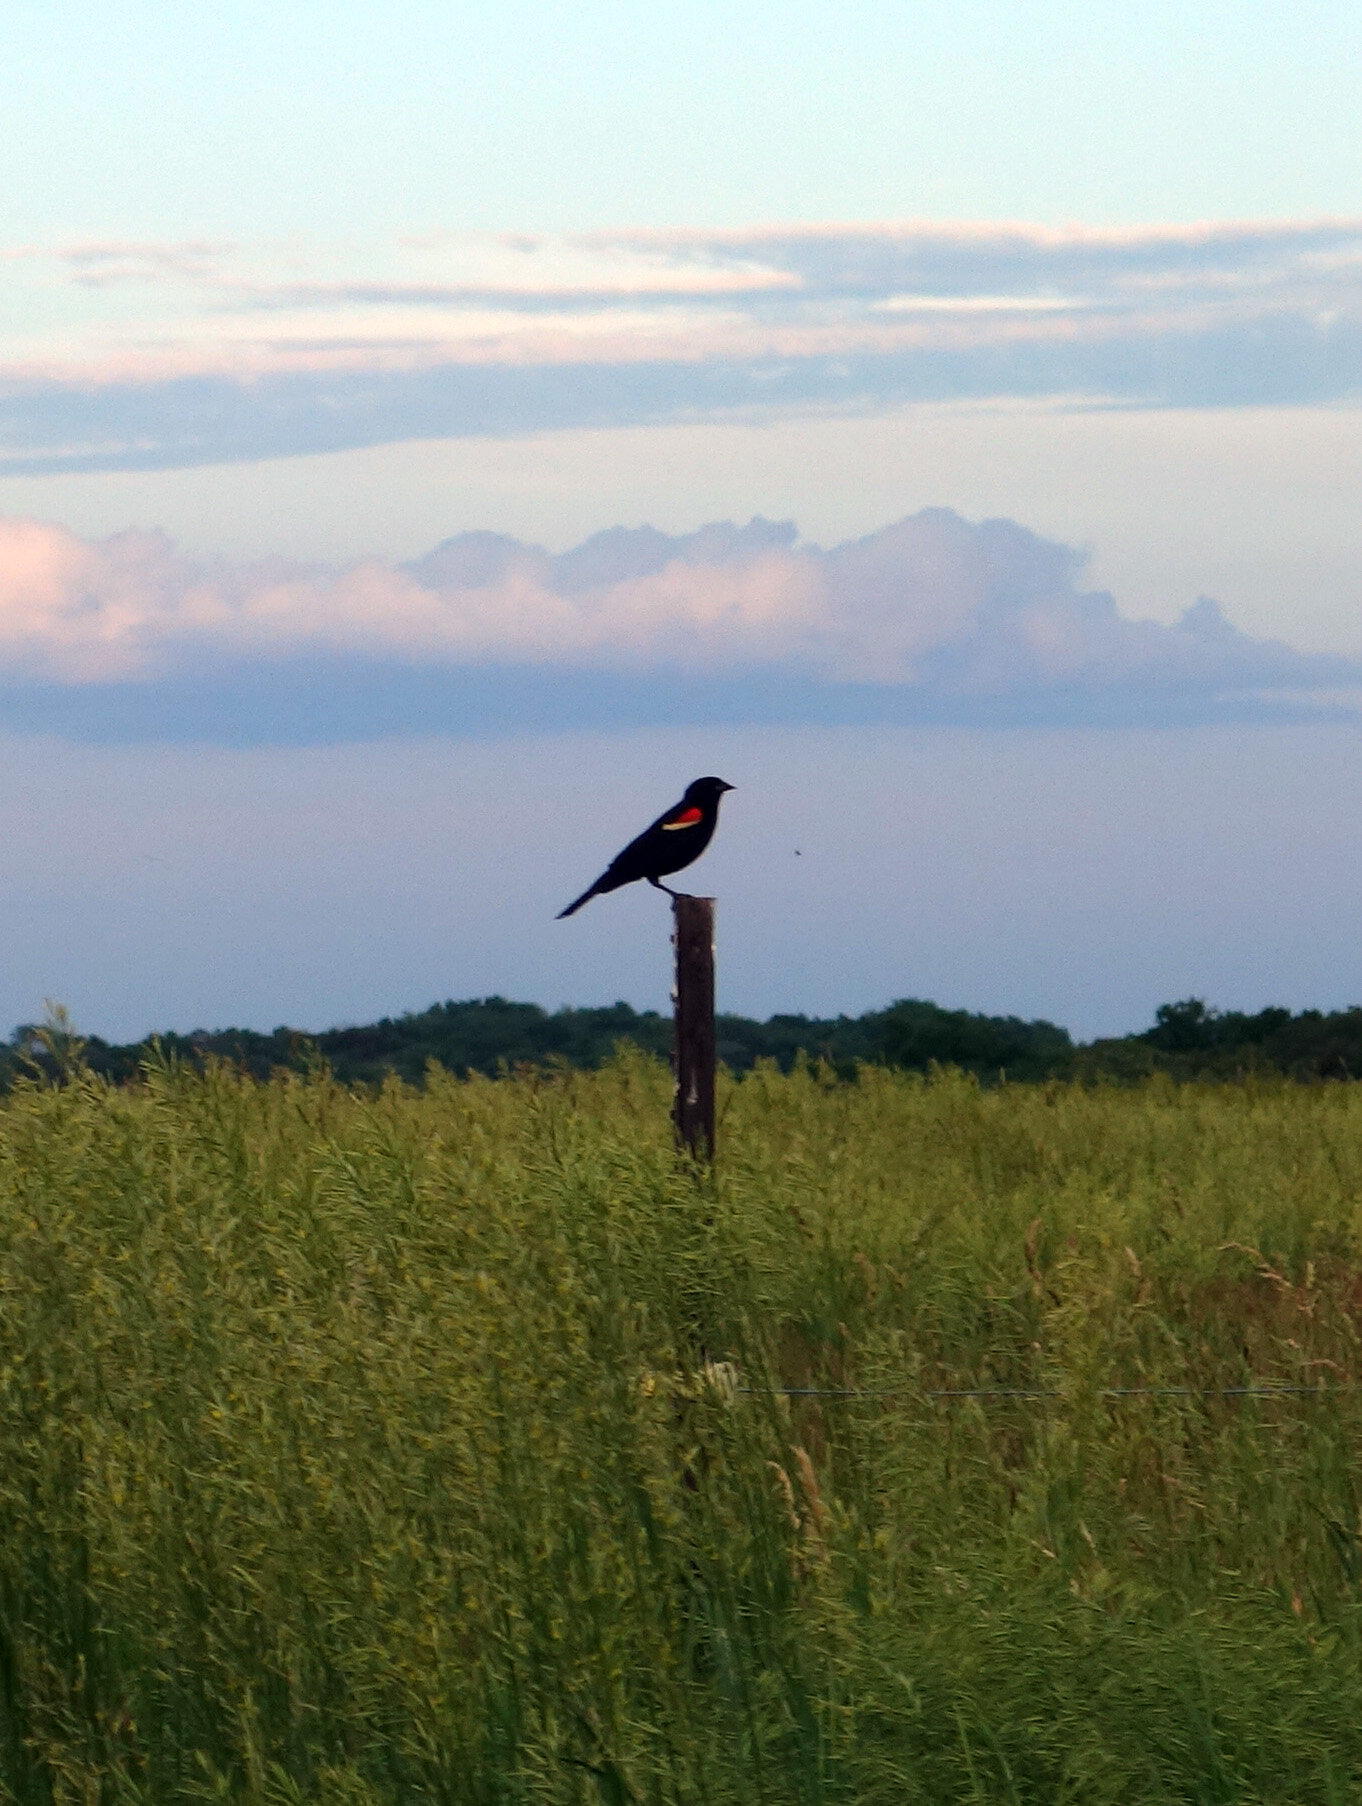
<box><xmin>672</xmin><ymin>895</ymin><xmax>716</xmax><ymax>1160</ymax></box>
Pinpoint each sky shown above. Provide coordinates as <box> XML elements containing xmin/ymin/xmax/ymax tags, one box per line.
<box><xmin>2</xmin><ymin>2</ymin><xmax>1362</xmax><ymax>1042</ymax></box>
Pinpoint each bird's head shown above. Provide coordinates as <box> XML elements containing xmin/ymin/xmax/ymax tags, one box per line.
<box><xmin>685</xmin><ymin>776</ymin><xmax>735</xmax><ymax>805</ymax></box>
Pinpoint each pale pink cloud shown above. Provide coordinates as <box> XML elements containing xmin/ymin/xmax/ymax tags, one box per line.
<box><xmin>0</xmin><ymin>516</ymin><xmax>826</xmax><ymax>679</ymax></box>
<box><xmin>0</xmin><ymin>510</ymin><xmax>1352</xmax><ymax>713</ymax></box>
<box><xmin>5</xmin><ymin>217</ymin><xmax>1362</xmax><ymax>391</ymax></box>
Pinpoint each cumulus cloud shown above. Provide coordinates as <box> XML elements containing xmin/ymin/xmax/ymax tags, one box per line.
<box><xmin>3</xmin><ymin>220</ymin><xmax>1362</xmax><ymax>473</ymax></box>
<box><xmin>0</xmin><ymin>509</ymin><xmax>1354</xmax><ymax>733</ymax></box>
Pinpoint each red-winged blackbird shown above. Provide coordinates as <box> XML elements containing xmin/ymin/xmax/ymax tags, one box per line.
<box><xmin>557</xmin><ymin>776</ymin><xmax>735</xmax><ymax>918</ymax></box>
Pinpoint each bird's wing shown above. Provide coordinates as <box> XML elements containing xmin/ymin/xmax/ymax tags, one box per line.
<box><xmin>609</xmin><ymin>796</ymin><xmax>692</xmax><ymax>860</ymax></box>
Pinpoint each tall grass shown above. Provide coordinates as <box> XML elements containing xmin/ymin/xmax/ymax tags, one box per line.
<box><xmin>0</xmin><ymin>1051</ymin><xmax>1358</xmax><ymax>1801</ymax></box>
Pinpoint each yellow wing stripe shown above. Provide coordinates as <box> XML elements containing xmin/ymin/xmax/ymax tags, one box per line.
<box><xmin>662</xmin><ymin>807</ymin><xmax>704</xmax><ymax>830</ymax></box>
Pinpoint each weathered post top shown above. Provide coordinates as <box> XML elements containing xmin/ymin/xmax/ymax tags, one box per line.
<box><xmin>672</xmin><ymin>894</ymin><xmax>716</xmax><ymax>1161</ymax></box>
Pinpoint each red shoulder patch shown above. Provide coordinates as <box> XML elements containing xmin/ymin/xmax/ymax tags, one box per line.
<box><xmin>662</xmin><ymin>806</ymin><xmax>704</xmax><ymax>830</ymax></box>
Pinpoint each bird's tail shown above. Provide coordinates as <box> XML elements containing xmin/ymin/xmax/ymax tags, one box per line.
<box><xmin>556</xmin><ymin>884</ymin><xmax>599</xmax><ymax>919</ymax></box>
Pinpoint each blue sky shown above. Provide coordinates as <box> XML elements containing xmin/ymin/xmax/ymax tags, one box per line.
<box><xmin>2</xmin><ymin>2</ymin><xmax>1361</xmax><ymax>1040</ymax></box>
<box><xmin>4</xmin><ymin>2</ymin><xmax>1360</xmax><ymax>235</ymax></box>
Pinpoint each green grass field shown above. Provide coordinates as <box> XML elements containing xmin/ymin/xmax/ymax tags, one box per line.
<box><xmin>0</xmin><ymin>1051</ymin><xmax>1359</xmax><ymax>1802</ymax></box>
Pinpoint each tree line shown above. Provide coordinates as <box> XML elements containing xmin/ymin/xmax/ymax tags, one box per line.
<box><xmin>7</xmin><ymin>992</ymin><xmax>1362</xmax><ymax>1090</ymax></box>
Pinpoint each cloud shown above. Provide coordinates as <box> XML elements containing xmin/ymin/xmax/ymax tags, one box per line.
<box><xmin>0</xmin><ymin>507</ymin><xmax>1355</xmax><ymax>739</ymax></box>
<box><xmin>2</xmin><ymin>220</ymin><xmax>1362</xmax><ymax>472</ymax></box>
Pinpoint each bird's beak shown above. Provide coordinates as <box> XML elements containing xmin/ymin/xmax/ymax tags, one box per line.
<box><xmin>721</xmin><ymin>781</ymin><xmax>735</xmax><ymax>792</ymax></box>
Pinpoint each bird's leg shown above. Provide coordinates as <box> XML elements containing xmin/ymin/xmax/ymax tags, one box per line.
<box><xmin>648</xmin><ymin>876</ymin><xmax>684</xmax><ymax>900</ymax></box>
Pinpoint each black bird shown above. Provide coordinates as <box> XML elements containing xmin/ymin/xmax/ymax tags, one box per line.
<box><xmin>557</xmin><ymin>776</ymin><xmax>735</xmax><ymax>918</ymax></box>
